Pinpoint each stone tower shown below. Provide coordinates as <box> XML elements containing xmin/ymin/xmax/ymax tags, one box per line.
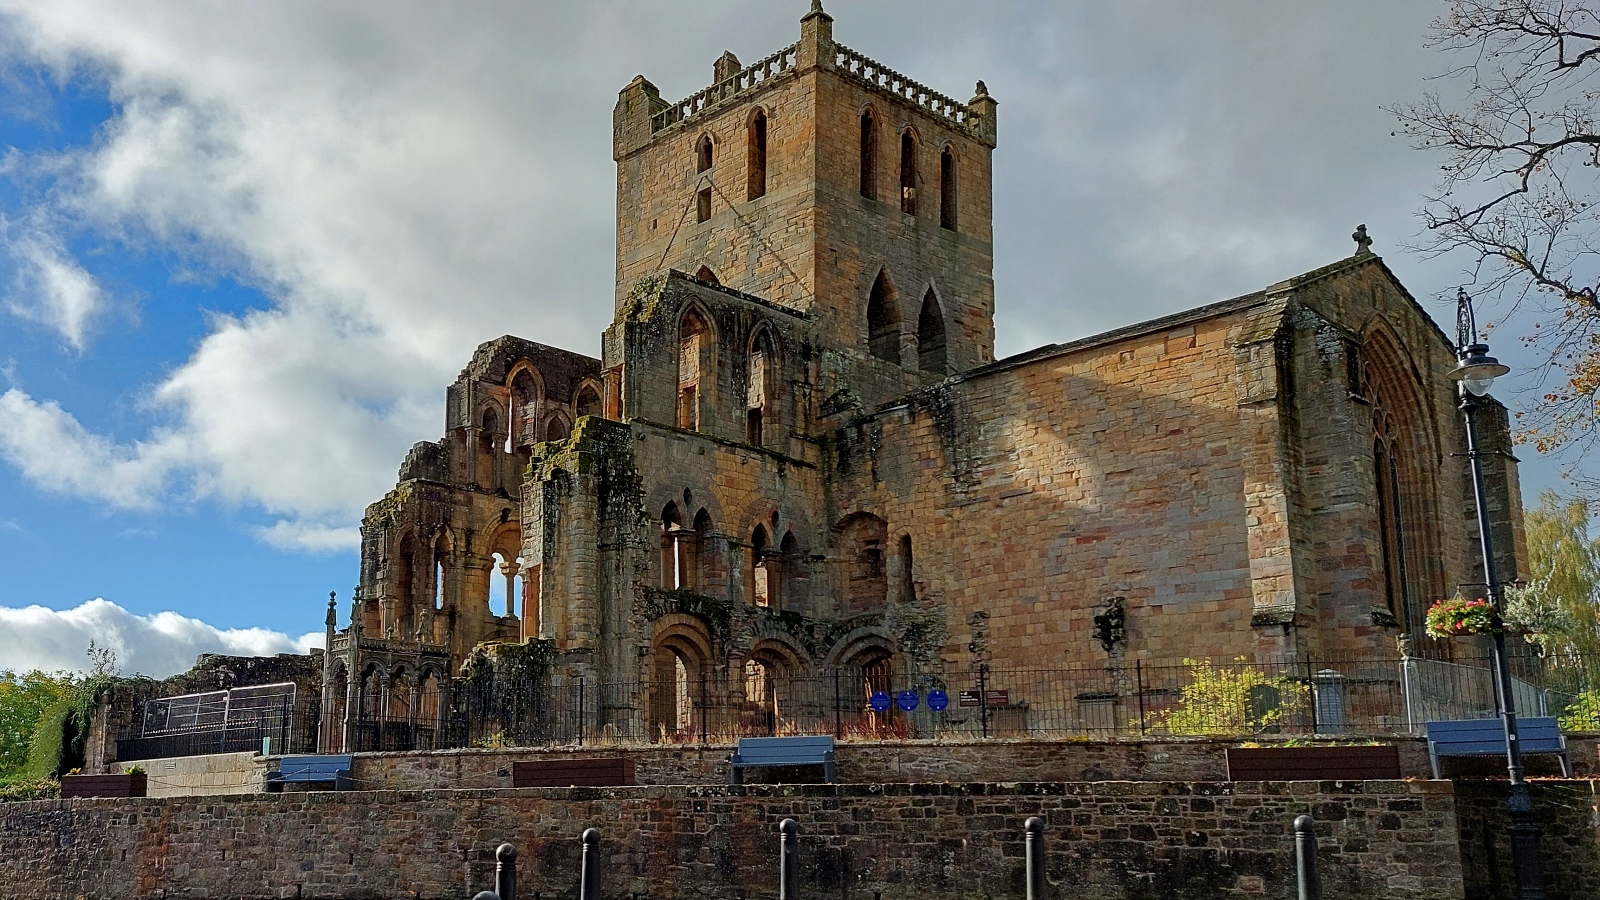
<box><xmin>613</xmin><ymin>3</ymin><xmax>998</xmax><ymax>402</ymax></box>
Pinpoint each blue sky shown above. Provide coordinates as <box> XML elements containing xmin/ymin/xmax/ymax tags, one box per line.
<box><xmin>0</xmin><ymin>1</ymin><xmax>1579</xmax><ymax>675</ymax></box>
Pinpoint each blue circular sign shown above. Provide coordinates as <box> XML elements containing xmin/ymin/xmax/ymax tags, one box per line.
<box><xmin>927</xmin><ymin>688</ymin><xmax>949</xmax><ymax>712</ymax></box>
<box><xmin>869</xmin><ymin>690</ymin><xmax>892</xmax><ymax>712</ymax></box>
<box><xmin>896</xmin><ymin>690</ymin><xmax>919</xmax><ymax>711</ymax></box>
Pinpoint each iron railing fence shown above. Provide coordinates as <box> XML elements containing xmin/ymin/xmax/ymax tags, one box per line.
<box><xmin>340</xmin><ymin>649</ymin><xmax>1600</xmax><ymax>752</ymax></box>
<box><xmin>116</xmin><ymin>695</ymin><xmax>319</xmax><ymax>761</ymax></box>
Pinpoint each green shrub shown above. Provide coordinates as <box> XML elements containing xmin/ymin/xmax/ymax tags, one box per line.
<box><xmin>1558</xmin><ymin>689</ymin><xmax>1600</xmax><ymax>732</ymax></box>
<box><xmin>0</xmin><ymin>777</ymin><xmax>60</xmax><ymax>803</ymax></box>
<box><xmin>1145</xmin><ymin>658</ymin><xmax>1308</xmax><ymax>736</ymax></box>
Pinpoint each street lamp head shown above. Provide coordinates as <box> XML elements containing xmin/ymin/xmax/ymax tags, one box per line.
<box><xmin>1451</xmin><ymin>287</ymin><xmax>1511</xmax><ymax>396</ymax></box>
<box><xmin>1450</xmin><ymin>343</ymin><xmax>1511</xmax><ymax>396</ymax></box>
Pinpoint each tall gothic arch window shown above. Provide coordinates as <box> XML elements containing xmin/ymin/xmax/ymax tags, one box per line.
<box><xmin>859</xmin><ymin>109</ymin><xmax>877</xmax><ymax>199</ymax></box>
<box><xmin>678</xmin><ymin>309</ymin><xmax>710</xmax><ymax>431</ymax></box>
<box><xmin>939</xmin><ymin>146</ymin><xmax>957</xmax><ymax>230</ymax></box>
<box><xmin>1361</xmin><ymin>328</ymin><xmax>1442</xmax><ymax>635</ymax></box>
<box><xmin>917</xmin><ymin>289</ymin><xmax>947</xmax><ymax>375</ymax></box>
<box><xmin>696</xmin><ymin>133</ymin><xmax>714</xmax><ymax>173</ymax></box>
<box><xmin>747</xmin><ymin>327</ymin><xmax>777</xmax><ymax>446</ymax></box>
<box><xmin>866</xmin><ymin>271</ymin><xmax>900</xmax><ymax>364</ymax></box>
<box><xmin>899</xmin><ymin>130</ymin><xmax>918</xmax><ymax>214</ymax></box>
<box><xmin>747</xmin><ymin>109</ymin><xmax>767</xmax><ymax>201</ymax></box>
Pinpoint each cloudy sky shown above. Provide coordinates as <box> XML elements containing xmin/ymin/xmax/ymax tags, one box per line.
<box><xmin>0</xmin><ymin>1</ymin><xmax>1560</xmax><ymax>675</ymax></box>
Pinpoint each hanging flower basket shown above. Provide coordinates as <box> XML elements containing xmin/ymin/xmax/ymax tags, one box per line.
<box><xmin>1425</xmin><ymin>596</ymin><xmax>1501</xmax><ymax>638</ymax></box>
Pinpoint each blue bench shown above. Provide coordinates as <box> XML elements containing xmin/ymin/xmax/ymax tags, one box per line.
<box><xmin>266</xmin><ymin>754</ymin><xmax>354</xmax><ymax>791</ymax></box>
<box><xmin>1425</xmin><ymin>718</ymin><xmax>1572</xmax><ymax>779</ymax></box>
<box><xmin>728</xmin><ymin>735</ymin><xmax>836</xmax><ymax>785</ymax></box>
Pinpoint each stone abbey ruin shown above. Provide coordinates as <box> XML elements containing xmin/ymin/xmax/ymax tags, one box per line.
<box><xmin>314</xmin><ymin>0</ymin><xmax>1522</xmax><ymax>751</ymax></box>
<box><xmin>19</xmin><ymin>7</ymin><xmax>1598</xmax><ymax>900</ymax></box>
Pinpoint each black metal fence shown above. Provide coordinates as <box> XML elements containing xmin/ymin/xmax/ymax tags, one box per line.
<box><xmin>343</xmin><ymin>647</ymin><xmax>1597</xmax><ymax>752</ymax></box>
<box><xmin>116</xmin><ymin>694</ymin><xmax>320</xmax><ymax>761</ymax></box>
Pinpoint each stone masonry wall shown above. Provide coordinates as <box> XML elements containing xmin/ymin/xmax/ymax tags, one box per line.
<box><xmin>1453</xmin><ymin>780</ymin><xmax>1600</xmax><ymax>900</ymax></box>
<box><xmin>0</xmin><ymin>780</ymin><xmax>1463</xmax><ymax>900</ymax></box>
<box><xmin>326</xmin><ymin>734</ymin><xmax>1600</xmax><ymax>792</ymax></box>
<box><xmin>117</xmin><ymin>751</ymin><xmax>264</xmax><ymax>798</ymax></box>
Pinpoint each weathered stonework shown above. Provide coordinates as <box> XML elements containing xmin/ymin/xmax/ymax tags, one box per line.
<box><xmin>319</xmin><ymin>5</ymin><xmax>1526</xmax><ymax>748</ymax></box>
<box><xmin>0</xmin><ymin>780</ymin><xmax>1466</xmax><ymax>900</ymax></box>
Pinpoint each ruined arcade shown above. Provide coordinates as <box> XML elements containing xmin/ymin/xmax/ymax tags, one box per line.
<box><xmin>320</xmin><ymin>3</ymin><xmax>1525</xmax><ymax>751</ymax></box>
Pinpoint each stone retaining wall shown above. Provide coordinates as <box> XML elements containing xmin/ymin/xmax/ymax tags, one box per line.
<box><xmin>1454</xmin><ymin>780</ymin><xmax>1600</xmax><ymax>900</ymax></box>
<box><xmin>340</xmin><ymin>733</ymin><xmax>1576</xmax><ymax>790</ymax></box>
<box><xmin>0</xmin><ymin>780</ymin><xmax>1462</xmax><ymax>900</ymax></box>
<box><xmin>120</xmin><ymin>751</ymin><xmax>265</xmax><ymax>797</ymax></box>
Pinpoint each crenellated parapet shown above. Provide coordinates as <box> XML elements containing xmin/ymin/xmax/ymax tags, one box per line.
<box><xmin>651</xmin><ymin>43</ymin><xmax>801</xmax><ymax>134</ymax></box>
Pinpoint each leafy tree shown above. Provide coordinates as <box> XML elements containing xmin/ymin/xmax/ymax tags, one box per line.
<box><xmin>0</xmin><ymin>670</ymin><xmax>77</xmax><ymax>781</ymax></box>
<box><xmin>1393</xmin><ymin>1</ymin><xmax>1600</xmax><ymax>455</ymax></box>
<box><xmin>1505</xmin><ymin>491</ymin><xmax>1600</xmax><ymax>665</ymax></box>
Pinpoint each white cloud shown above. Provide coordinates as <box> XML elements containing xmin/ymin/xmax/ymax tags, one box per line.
<box><xmin>254</xmin><ymin>519</ymin><xmax>360</xmax><ymax>554</ymax></box>
<box><xmin>0</xmin><ymin>388</ymin><xmax>181</xmax><ymax>509</ymax></box>
<box><xmin>3</xmin><ymin>228</ymin><xmax>108</xmax><ymax>348</ymax></box>
<box><xmin>0</xmin><ymin>0</ymin><xmax>1485</xmax><ymax>542</ymax></box>
<box><xmin>0</xmin><ymin>598</ymin><xmax>324</xmax><ymax>678</ymax></box>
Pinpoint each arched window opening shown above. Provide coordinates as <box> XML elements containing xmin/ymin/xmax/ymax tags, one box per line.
<box><xmin>650</xmin><ymin>625</ymin><xmax>710</xmax><ymax>740</ymax></box>
<box><xmin>751</xmin><ymin>524</ymin><xmax>773</xmax><ymax>608</ymax></box>
<box><xmin>1374</xmin><ymin>438</ymin><xmax>1411</xmax><ymax>626</ymax></box>
<box><xmin>939</xmin><ymin>146</ymin><xmax>957</xmax><ymax>230</ymax></box>
<box><xmin>747</xmin><ymin>328</ymin><xmax>777</xmax><ymax>446</ymax></box>
<box><xmin>477</xmin><ymin>405</ymin><xmax>502</xmax><ymax>487</ymax></box>
<box><xmin>838</xmin><ymin>513</ymin><xmax>889</xmax><ymax>616</ymax></box>
<box><xmin>866</xmin><ymin>272</ymin><xmax>900</xmax><ymax>364</ymax></box>
<box><xmin>509</xmin><ymin>369</ymin><xmax>539</xmax><ymax>452</ymax></box>
<box><xmin>575</xmin><ymin>384</ymin><xmax>602</xmax><ymax>420</ymax></box>
<box><xmin>747</xmin><ymin>109</ymin><xmax>767</xmax><ymax>201</ymax></box>
<box><xmin>694</xmin><ymin>265</ymin><xmax>720</xmax><ymax>286</ymax></box>
<box><xmin>1359</xmin><ymin>329</ymin><xmax>1442</xmax><ymax>637</ymax></box>
<box><xmin>431</xmin><ymin>531</ymin><xmax>449</xmax><ymax>617</ymax></box>
<box><xmin>899</xmin><ymin>534</ymin><xmax>916</xmax><ymax>603</ymax></box>
<box><xmin>692</xmin><ymin>508</ymin><xmax>713</xmax><ymax>590</ymax></box>
<box><xmin>545</xmin><ymin>413</ymin><xmax>570</xmax><ymax>444</ymax></box>
<box><xmin>779</xmin><ymin>530</ymin><xmax>799</xmax><ymax>611</ymax></box>
<box><xmin>859</xmin><ymin>110</ymin><xmax>877</xmax><ymax>199</ymax></box>
<box><xmin>491</xmin><ymin>551</ymin><xmax>520</xmax><ymax>618</ymax></box>
<box><xmin>916</xmin><ymin>290</ymin><xmax>947</xmax><ymax>375</ymax></box>
<box><xmin>395</xmin><ymin>533</ymin><xmax>417</xmax><ymax>638</ymax></box>
<box><xmin>678</xmin><ymin>309</ymin><xmax>710</xmax><ymax>431</ymax></box>
<box><xmin>899</xmin><ymin>130</ymin><xmax>918</xmax><ymax>215</ymax></box>
<box><xmin>744</xmin><ymin>658</ymin><xmax>770</xmax><ymax>704</ymax></box>
<box><xmin>696</xmin><ymin>133</ymin><xmax>714</xmax><ymax>173</ymax></box>
<box><xmin>661</xmin><ymin>502</ymin><xmax>693</xmax><ymax>589</ymax></box>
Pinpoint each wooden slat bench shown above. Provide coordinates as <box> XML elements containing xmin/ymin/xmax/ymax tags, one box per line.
<box><xmin>728</xmin><ymin>735</ymin><xmax>836</xmax><ymax>785</ymax></box>
<box><xmin>265</xmin><ymin>754</ymin><xmax>354</xmax><ymax>791</ymax></box>
<box><xmin>1425</xmin><ymin>717</ymin><xmax>1572</xmax><ymax>778</ymax></box>
<box><xmin>512</xmin><ymin>757</ymin><xmax>635</xmax><ymax>788</ymax></box>
<box><xmin>1226</xmin><ymin>744</ymin><xmax>1402</xmax><ymax>781</ymax></box>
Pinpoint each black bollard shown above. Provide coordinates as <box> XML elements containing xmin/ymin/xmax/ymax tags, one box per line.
<box><xmin>580</xmin><ymin>828</ymin><xmax>602</xmax><ymax>900</ymax></box>
<box><xmin>496</xmin><ymin>843</ymin><xmax>517</xmax><ymax>900</ymax></box>
<box><xmin>1294</xmin><ymin>815</ymin><xmax>1321</xmax><ymax>900</ymax></box>
<box><xmin>779</xmin><ymin>818</ymin><xmax>799</xmax><ymax>900</ymax></box>
<box><xmin>1025</xmin><ymin>816</ymin><xmax>1045</xmax><ymax>900</ymax></box>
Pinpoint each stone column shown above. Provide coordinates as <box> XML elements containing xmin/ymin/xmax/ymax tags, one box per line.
<box><xmin>342</xmin><ymin>599</ymin><xmax>362</xmax><ymax>753</ymax></box>
<box><xmin>498</xmin><ymin>556</ymin><xmax>521</xmax><ymax>619</ymax></box>
<box><xmin>318</xmin><ymin>593</ymin><xmax>337</xmax><ymax>753</ymax></box>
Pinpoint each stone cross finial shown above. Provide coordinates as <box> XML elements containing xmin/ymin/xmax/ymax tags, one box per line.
<box><xmin>1352</xmin><ymin>223</ymin><xmax>1373</xmax><ymax>256</ymax></box>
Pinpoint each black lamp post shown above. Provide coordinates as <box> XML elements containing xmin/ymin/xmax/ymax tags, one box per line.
<box><xmin>1448</xmin><ymin>288</ymin><xmax>1546</xmax><ymax>900</ymax></box>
